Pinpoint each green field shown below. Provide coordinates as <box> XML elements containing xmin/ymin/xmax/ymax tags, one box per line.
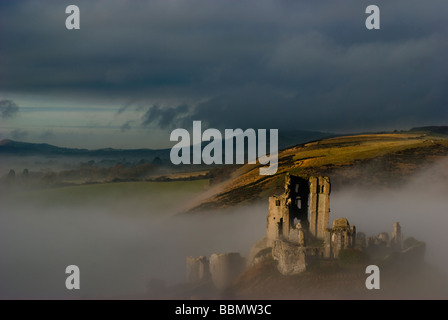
<box><xmin>8</xmin><ymin>179</ymin><xmax>209</xmax><ymax>216</ymax></box>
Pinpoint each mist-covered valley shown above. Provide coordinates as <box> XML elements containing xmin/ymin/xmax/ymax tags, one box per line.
<box><xmin>0</xmin><ymin>158</ymin><xmax>447</xmax><ymax>299</ymax></box>
<box><xmin>0</xmin><ymin>180</ymin><xmax>267</xmax><ymax>299</ymax></box>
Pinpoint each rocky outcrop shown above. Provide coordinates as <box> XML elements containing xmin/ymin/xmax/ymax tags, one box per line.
<box><xmin>272</xmin><ymin>240</ymin><xmax>307</xmax><ymax>275</ymax></box>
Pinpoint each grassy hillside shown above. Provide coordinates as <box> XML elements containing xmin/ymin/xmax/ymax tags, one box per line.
<box><xmin>188</xmin><ymin>132</ymin><xmax>448</xmax><ymax>211</ymax></box>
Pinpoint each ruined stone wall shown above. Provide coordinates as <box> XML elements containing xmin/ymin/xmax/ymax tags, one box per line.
<box><xmin>309</xmin><ymin>176</ymin><xmax>331</xmax><ymax>240</ymax></box>
<box><xmin>317</xmin><ymin>176</ymin><xmax>331</xmax><ymax>239</ymax></box>
<box><xmin>309</xmin><ymin>176</ymin><xmax>319</xmax><ymax>238</ymax></box>
<box><xmin>391</xmin><ymin>222</ymin><xmax>403</xmax><ymax>250</ymax></box>
<box><xmin>267</xmin><ymin>175</ymin><xmax>314</xmax><ymax>247</ymax></box>
<box><xmin>286</xmin><ymin>174</ymin><xmax>311</xmax><ymax>228</ymax></box>
<box><xmin>209</xmin><ymin>253</ymin><xmax>245</xmax><ymax>290</ymax></box>
<box><xmin>266</xmin><ymin>195</ymin><xmax>290</xmax><ymax>246</ymax></box>
<box><xmin>186</xmin><ymin>256</ymin><xmax>210</xmax><ymax>284</ymax></box>
<box><xmin>330</xmin><ymin>218</ymin><xmax>356</xmax><ymax>259</ymax></box>
<box><xmin>356</xmin><ymin>232</ymin><xmax>367</xmax><ymax>249</ymax></box>
<box><xmin>187</xmin><ymin>253</ymin><xmax>246</xmax><ymax>289</ymax></box>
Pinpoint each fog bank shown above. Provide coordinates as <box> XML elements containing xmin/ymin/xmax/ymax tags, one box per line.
<box><xmin>331</xmin><ymin>158</ymin><xmax>448</xmax><ymax>272</ymax></box>
<box><xmin>1</xmin><ymin>158</ymin><xmax>447</xmax><ymax>298</ymax></box>
<box><xmin>0</xmin><ymin>196</ymin><xmax>266</xmax><ymax>299</ymax></box>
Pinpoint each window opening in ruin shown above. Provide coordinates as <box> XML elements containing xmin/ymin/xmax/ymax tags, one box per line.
<box><xmin>293</xmin><ymin>217</ymin><xmax>300</xmax><ymax>227</ymax></box>
<box><xmin>296</xmin><ymin>196</ymin><xmax>301</xmax><ymax>209</ymax></box>
<box><xmin>278</xmin><ymin>218</ymin><xmax>283</xmax><ymax>237</ymax></box>
<box><xmin>275</xmin><ymin>200</ymin><xmax>280</xmax><ymax>206</ymax></box>
<box><xmin>295</xmin><ymin>184</ymin><xmax>299</xmax><ymax>193</ymax></box>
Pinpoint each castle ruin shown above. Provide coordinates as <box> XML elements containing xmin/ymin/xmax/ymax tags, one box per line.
<box><xmin>249</xmin><ymin>174</ymin><xmax>417</xmax><ymax>276</ymax></box>
<box><xmin>187</xmin><ymin>173</ymin><xmax>424</xmax><ymax>287</ymax></box>
<box><xmin>186</xmin><ymin>253</ymin><xmax>245</xmax><ymax>289</ymax></box>
<box><xmin>266</xmin><ymin>175</ymin><xmax>335</xmax><ymax>248</ymax></box>
<box><xmin>260</xmin><ymin>174</ymin><xmax>356</xmax><ymax>274</ymax></box>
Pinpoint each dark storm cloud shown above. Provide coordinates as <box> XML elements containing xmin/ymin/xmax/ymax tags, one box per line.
<box><xmin>120</xmin><ymin>121</ymin><xmax>132</xmax><ymax>132</ymax></box>
<box><xmin>0</xmin><ymin>100</ymin><xmax>20</xmax><ymax>119</ymax></box>
<box><xmin>117</xmin><ymin>99</ymin><xmax>141</xmax><ymax>115</ymax></box>
<box><xmin>0</xmin><ymin>0</ymin><xmax>447</xmax><ymax>132</ymax></box>
<box><xmin>141</xmin><ymin>104</ymin><xmax>190</xmax><ymax>130</ymax></box>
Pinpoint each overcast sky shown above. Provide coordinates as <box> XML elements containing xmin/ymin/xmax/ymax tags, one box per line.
<box><xmin>0</xmin><ymin>0</ymin><xmax>447</xmax><ymax>149</ymax></box>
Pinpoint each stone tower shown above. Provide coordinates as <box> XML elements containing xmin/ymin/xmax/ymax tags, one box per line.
<box><xmin>390</xmin><ymin>222</ymin><xmax>403</xmax><ymax>250</ymax></box>
<box><xmin>329</xmin><ymin>218</ymin><xmax>356</xmax><ymax>258</ymax></box>
<box><xmin>266</xmin><ymin>174</ymin><xmax>310</xmax><ymax>246</ymax></box>
<box><xmin>266</xmin><ymin>174</ymin><xmax>331</xmax><ymax>246</ymax></box>
<box><xmin>309</xmin><ymin>176</ymin><xmax>331</xmax><ymax>240</ymax></box>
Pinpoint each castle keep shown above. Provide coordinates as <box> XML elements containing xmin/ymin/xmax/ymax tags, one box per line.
<box><xmin>261</xmin><ymin>174</ymin><xmax>356</xmax><ymax>274</ymax></box>
<box><xmin>266</xmin><ymin>175</ymin><xmax>332</xmax><ymax>246</ymax></box>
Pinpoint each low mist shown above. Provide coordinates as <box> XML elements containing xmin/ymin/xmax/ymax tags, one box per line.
<box><xmin>0</xmin><ymin>158</ymin><xmax>447</xmax><ymax>299</ymax></box>
<box><xmin>331</xmin><ymin>157</ymin><xmax>448</xmax><ymax>273</ymax></box>
<box><xmin>0</xmin><ymin>192</ymin><xmax>267</xmax><ymax>299</ymax></box>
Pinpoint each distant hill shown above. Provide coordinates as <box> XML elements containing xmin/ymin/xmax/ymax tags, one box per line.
<box><xmin>410</xmin><ymin>126</ymin><xmax>448</xmax><ymax>135</ymax></box>
<box><xmin>0</xmin><ymin>139</ymin><xmax>171</xmax><ymax>160</ymax></box>
<box><xmin>277</xmin><ymin>129</ymin><xmax>335</xmax><ymax>150</ymax></box>
<box><xmin>0</xmin><ymin>129</ymin><xmax>334</xmax><ymax>159</ymax></box>
<box><xmin>187</xmin><ymin>131</ymin><xmax>448</xmax><ymax>212</ymax></box>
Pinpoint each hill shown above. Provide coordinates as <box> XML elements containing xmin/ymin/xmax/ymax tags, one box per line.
<box><xmin>187</xmin><ymin>131</ymin><xmax>448</xmax><ymax>212</ymax></box>
<box><xmin>0</xmin><ymin>129</ymin><xmax>333</xmax><ymax>158</ymax></box>
<box><xmin>410</xmin><ymin>126</ymin><xmax>448</xmax><ymax>136</ymax></box>
<box><xmin>0</xmin><ymin>139</ymin><xmax>171</xmax><ymax>160</ymax></box>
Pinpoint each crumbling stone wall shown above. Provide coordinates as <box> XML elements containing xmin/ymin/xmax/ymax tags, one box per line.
<box><xmin>264</xmin><ymin>174</ymin><xmax>335</xmax><ymax>273</ymax></box>
<box><xmin>187</xmin><ymin>253</ymin><xmax>246</xmax><ymax>289</ymax></box>
<box><xmin>266</xmin><ymin>174</ymin><xmax>311</xmax><ymax>246</ymax></box>
<box><xmin>329</xmin><ymin>217</ymin><xmax>356</xmax><ymax>258</ymax></box>
<box><xmin>266</xmin><ymin>195</ymin><xmax>290</xmax><ymax>246</ymax></box>
<box><xmin>390</xmin><ymin>222</ymin><xmax>403</xmax><ymax>250</ymax></box>
<box><xmin>309</xmin><ymin>176</ymin><xmax>331</xmax><ymax>240</ymax></box>
<box><xmin>266</xmin><ymin>174</ymin><xmax>330</xmax><ymax>247</ymax></box>
<box><xmin>209</xmin><ymin>253</ymin><xmax>245</xmax><ymax>289</ymax></box>
<box><xmin>186</xmin><ymin>256</ymin><xmax>210</xmax><ymax>284</ymax></box>
<box><xmin>356</xmin><ymin>232</ymin><xmax>367</xmax><ymax>249</ymax></box>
